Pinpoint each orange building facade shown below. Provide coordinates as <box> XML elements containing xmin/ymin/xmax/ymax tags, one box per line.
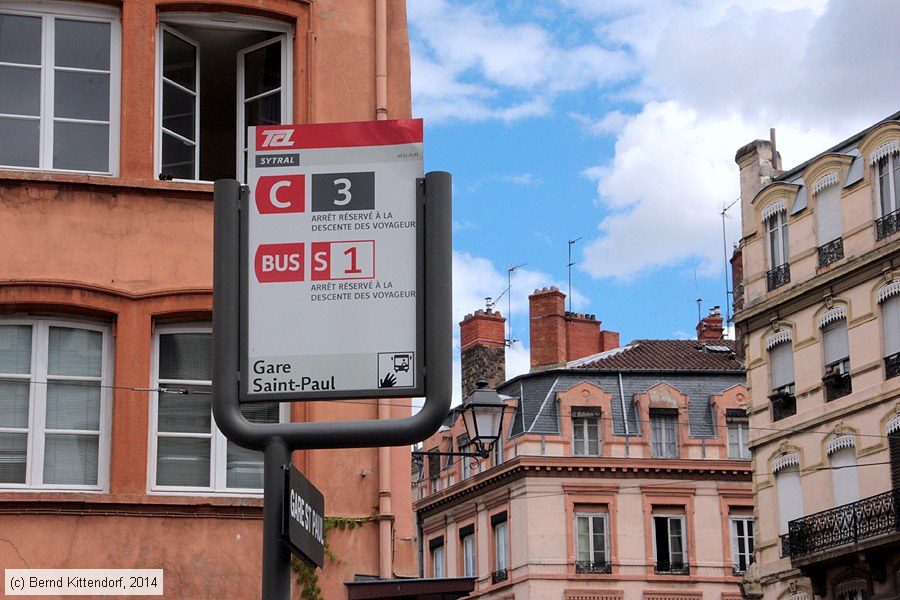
<box><xmin>0</xmin><ymin>1</ymin><xmax>417</xmax><ymax>597</ymax></box>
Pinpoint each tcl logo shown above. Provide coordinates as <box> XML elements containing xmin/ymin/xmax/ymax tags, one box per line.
<box><xmin>258</xmin><ymin>128</ymin><xmax>297</xmax><ymax>149</ymax></box>
<box><xmin>255</xmin><ymin>243</ymin><xmax>305</xmax><ymax>283</ymax></box>
<box><xmin>256</xmin><ymin>175</ymin><xmax>305</xmax><ymax>214</ymax></box>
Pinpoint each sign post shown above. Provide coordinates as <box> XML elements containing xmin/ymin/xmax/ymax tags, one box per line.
<box><xmin>212</xmin><ymin>119</ymin><xmax>452</xmax><ymax>600</ymax></box>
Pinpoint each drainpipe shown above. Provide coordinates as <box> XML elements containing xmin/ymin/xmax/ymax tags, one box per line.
<box><xmin>375</xmin><ymin>0</ymin><xmax>388</xmax><ymax>121</ymax></box>
<box><xmin>376</xmin><ymin>0</ymin><xmax>391</xmax><ymax>579</ymax></box>
<box><xmin>618</xmin><ymin>372</ymin><xmax>630</xmax><ymax>457</ymax></box>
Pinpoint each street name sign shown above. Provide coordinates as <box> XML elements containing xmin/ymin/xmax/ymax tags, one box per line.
<box><xmin>242</xmin><ymin>120</ymin><xmax>424</xmax><ymax>401</ymax></box>
<box><xmin>282</xmin><ymin>465</ymin><xmax>325</xmax><ymax>569</ymax></box>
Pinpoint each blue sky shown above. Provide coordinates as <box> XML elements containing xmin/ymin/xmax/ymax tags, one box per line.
<box><xmin>406</xmin><ymin>0</ymin><xmax>900</xmax><ymax>401</ymax></box>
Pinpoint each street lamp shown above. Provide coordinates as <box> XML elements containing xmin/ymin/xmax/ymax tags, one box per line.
<box><xmin>413</xmin><ymin>381</ymin><xmax>506</xmax><ymax>459</ymax></box>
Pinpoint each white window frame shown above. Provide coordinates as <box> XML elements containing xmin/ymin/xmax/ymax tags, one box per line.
<box><xmin>652</xmin><ymin>513</ymin><xmax>687</xmax><ymax>573</ymax></box>
<box><xmin>494</xmin><ymin>519</ymin><xmax>509</xmax><ymax>572</ymax></box>
<box><xmin>880</xmin><ymin>291</ymin><xmax>900</xmax><ymax>358</ymax></box>
<box><xmin>431</xmin><ymin>543</ymin><xmax>445</xmax><ymax>578</ymax></box>
<box><xmin>875</xmin><ymin>152</ymin><xmax>900</xmax><ymax>217</ymax></box>
<box><xmin>572</xmin><ymin>412</ymin><xmax>601</xmax><ymax>456</ymax></box>
<box><xmin>154</xmin><ymin>12</ymin><xmax>293</xmax><ymax>183</ymax></box>
<box><xmin>0</xmin><ymin>317</ymin><xmax>113</xmax><ymax>491</ymax></box>
<box><xmin>461</xmin><ymin>532</ymin><xmax>476</xmax><ymax>577</ymax></box>
<box><xmin>148</xmin><ymin>324</ymin><xmax>286</xmax><ymax>496</ymax></box>
<box><xmin>492</xmin><ymin>431</ymin><xmax>503</xmax><ymax>467</ymax></box>
<box><xmin>729</xmin><ymin>516</ymin><xmax>754</xmax><ymax>573</ymax></box>
<box><xmin>766</xmin><ymin>209</ymin><xmax>789</xmax><ymax>269</ymax></box>
<box><xmin>650</xmin><ymin>412</ymin><xmax>679</xmax><ymax>458</ymax></box>
<box><xmin>727</xmin><ymin>419</ymin><xmax>751</xmax><ymax>460</ymax></box>
<box><xmin>0</xmin><ymin>2</ymin><xmax>121</xmax><ymax>175</ymax></box>
<box><xmin>815</xmin><ymin>180</ymin><xmax>842</xmax><ymax>246</ymax></box>
<box><xmin>574</xmin><ymin>511</ymin><xmax>609</xmax><ymax>567</ymax></box>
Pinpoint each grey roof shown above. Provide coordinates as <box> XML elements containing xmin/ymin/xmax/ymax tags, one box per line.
<box><xmin>499</xmin><ymin>369</ymin><xmax>743</xmax><ymax>440</ymax></box>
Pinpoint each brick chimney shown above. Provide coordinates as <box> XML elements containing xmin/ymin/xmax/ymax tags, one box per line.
<box><xmin>529</xmin><ymin>287</ymin><xmax>620</xmax><ymax>371</ymax></box>
<box><xmin>697</xmin><ymin>306</ymin><xmax>724</xmax><ymax>340</ymax></box>
<box><xmin>459</xmin><ymin>309</ymin><xmax>506</xmax><ymax>399</ymax></box>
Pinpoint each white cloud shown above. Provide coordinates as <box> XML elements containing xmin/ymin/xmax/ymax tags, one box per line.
<box><xmin>499</xmin><ymin>173</ymin><xmax>542</xmax><ymax>185</ymax></box>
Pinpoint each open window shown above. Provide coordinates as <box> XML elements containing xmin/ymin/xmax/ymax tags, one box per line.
<box><xmin>157</xmin><ymin>14</ymin><xmax>291</xmax><ymax>182</ymax></box>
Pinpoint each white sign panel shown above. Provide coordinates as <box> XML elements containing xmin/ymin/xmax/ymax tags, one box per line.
<box><xmin>243</xmin><ymin>120</ymin><xmax>424</xmax><ymax>400</ymax></box>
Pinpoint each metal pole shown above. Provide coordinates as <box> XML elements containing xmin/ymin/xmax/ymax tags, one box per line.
<box><xmin>262</xmin><ymin>438</ymin><xmax>291</xmax><ymax>600</ymax></box>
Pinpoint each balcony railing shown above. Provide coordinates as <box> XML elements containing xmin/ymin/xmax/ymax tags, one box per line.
<box><xmin>491</xmin><ymin>568</ymin><xmax>508</xmax><ymax>584</ymax></box>
<box><xmin>575</xmin><ymin>560</ymin><xmax>612</xmax><ymax>574</ymax></box>
<box><xmin>783</xmin><ymin>489</ymin><xmax>900</xmax><ymax>559</ymax></box>
<box><xmin>770</xmin><ymin>390</ymin><xmax>796</xmax><ymax>421</ymax></box>
<box><xmin>767</xmin><ymin>263</ymin><xmax>791</xmax><ymax>291</ymax></box>
<box><xmin>886</xmin><ymin>352</ymin><xmax>900</xmax><ymax>380</ymax></box>
<box><xmin>876</xmin><ymin>208</ymin><xmax>900</xmax><ymax>240</ymax></box>
<box><xmin>654</xmin><ymin>562</ymin><xmax>689</xmax><ymax>575</ymax></box>
<box><xmin>823</xmin><ymin>372</ymin><xmax>852</xmax><ymax>401</ymax></box>
<box><xmin>817</xmin><ymin>237</ymin><xmax>844</xmax><ymax>267</ymax></box>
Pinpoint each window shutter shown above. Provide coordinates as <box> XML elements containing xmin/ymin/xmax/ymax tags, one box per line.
<box><xmin>883</xmin><ymin>295</ymin><xmax>900</xmax><ymax>356</ymax></box>
<box><xmin>815</xmin><ymin>184</ymin><xmax>842</xmax><ymax>244</ymax></box>
<box><xmin>770</xmin><ymin>342</ymin><xmax>795</xmax><ymax>389</ymax></box>
<box><xmin>890</xmin><ymin>431</ymin><xmax>900</xmax><ymax>490</ymax></box>
<box><xmin>822</xmin><ymin>319</ymin><xmax>849</xmax><ymax>365</ymax></box>
<box><xmin>776</xmin><ymin>464</ymin><xmax>803</xmax><ymax>533</ymax></box>
<box><xmin>830</xmin><ymin>446</ymin><xmax>860</xmax><ymax>506</ymax></box>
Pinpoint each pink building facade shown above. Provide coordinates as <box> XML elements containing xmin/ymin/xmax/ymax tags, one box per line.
<box><xmin>414</xmin><ymin>290</ymin><xmax>753</xmax><ymax>600</ymax></box>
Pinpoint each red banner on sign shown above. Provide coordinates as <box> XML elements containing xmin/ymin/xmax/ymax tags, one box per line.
<box><xmin>256</xmin><ymin>175</ymin><xmax>306</xmax><ymax>214</ymax></box>
<box><xmin>256</xmin><ymin>119</ymin><xmax>423</xmax><ymax>151</ymax></box>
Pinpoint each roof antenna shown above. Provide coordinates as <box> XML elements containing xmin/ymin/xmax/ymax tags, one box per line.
<box><xmin>567</xmin><ymin>238</ymin><xmax>581</xmax><ymax>313</ymax></box>
<box><xmin>506</xmin><ymin>263</ymin><xmax>526</xmax><ymax>346</ymax></box>
<box><xmin>721</xmin><ymin>196</ymin><xmax>739</xmax><ymax>328</ymax></box>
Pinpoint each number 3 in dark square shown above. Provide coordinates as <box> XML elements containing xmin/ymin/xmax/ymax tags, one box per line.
<box><xmin>311</xmin><ymin>172</ymin><xmax>375</xmax><ymax>212</ymax></box>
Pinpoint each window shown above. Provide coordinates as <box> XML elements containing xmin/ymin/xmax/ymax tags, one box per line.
<box><xmin>835</xmin><ymin>578</ymin><xmax>869</xmax><ymax>600</ymax></box>
<box><xmin>773</xmin><ymin>455</ymin><xmax>803</xmax><ymax>534</ymax></box>
<box><xmin>876</xmin><ymin>151</ymin><xmax>900</xmax><ymax>217</ymax></box>
<box><xmin>492</xmin><ymin>430</ymin><xmax>504</xmax><ymax>467</ymax></box>
<box><xmin>821</xmin><ymin>309</ymin><xmax>852</xmax><ymax>399</ymax></box>
<box><xmin>458</xmin><ymin>434</ymin><xmax>474</xmax><ymax>479</ymax></box>
<box><xmin>459</xmin><ymin>525</ymin><xmax>476</xmax><ymax>577</ymax></box>
<box><xmin>492</xmin><ymin>513</ymin><xmax>509</xmax><ymax>583</ymax></box>
<box><xmin>429</xmin><ymin>537</ymin><xmax>445</xmax><ymax>578</ymax></box>
<box><xmin>0</xmin><ymin>319</ymin><xmax>111</xmax><ymax>490</ymax></box>
<box><xmin>729</xmin><ymin>516</ymin><xmax>754</xmax><ymax>574</ymax></box>
<box><xmin>828</xmin><ymin>437</ymin><xmax>860</xmax><ymax>506</ymax></box>
<box><xmin>150</xmin><ymin>326</ymin><xmax>280</xmax><ymax>492</ymax></box>
<box><xmin>427</xmin><ymin>451</ymin><xmax>442</xmax><ymax>493</ymax></box>
<box><xmin>650</xmin><ymin>409</ymin><xmax>678</xmax><ymax>458</ymax></box>
<box><xmin>879</xmin><ymin>284</ymin><xmax>900</xmax><ymax>379</ymax></box>
<box><xmin>814</xmin><ymin>174</ymin><xmax>844</xmax><ymax>265</ymax></box>
<box><xmin>726</xmin><ymin>410</ymin><xmax>750</xmax><ymax>460</ymax></box>
<box><xmin>575</xmin><ymin>511</ymin><xmax>610</xmax><ymax>573</ymax></box>
<box><xmin>768</xmin><ymin>332</ymin><xmax>796</xmax><ymax>420</ymax></box>
<box><xmin>763</xmin><ymin>202</ymin><xmax>790</xmax><ymax>289</ymax></box>
<box><xmin>572</xmin><ymin>408</ymin><xmax>601</xmax><ymax>456</ymax></box>
<box><xmin>0</xmin><ymin>3</ymin><xmax>121</xmax><ymax>174</ymax></box>
<box><xmin>157</xmin><ymin>14</ymin><xmax>292</xmax><ymax>182</ymax></box>
<box><xmin>652</xmin><ymin>514</ymin><xmax>687</xmax><ymax>574</ymax></box>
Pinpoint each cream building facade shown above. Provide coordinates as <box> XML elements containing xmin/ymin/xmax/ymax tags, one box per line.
<box><xmin>734</xmin><ymin>112</ymin><xmax>900</xmax><ymax>600</ymax></box>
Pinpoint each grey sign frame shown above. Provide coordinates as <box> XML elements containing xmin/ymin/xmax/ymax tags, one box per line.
<box><xmin>212</xmin><ymin>172</ymin><xmax>452</xmax><ymax>600</ymax></box>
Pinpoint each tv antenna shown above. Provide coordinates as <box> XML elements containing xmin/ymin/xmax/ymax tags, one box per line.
<box><xmin>505</xmin><ymin>263</ymin><xmax>526</xmax><ymax>346</ymax></box>
<box><xmin>567</xmin><ymin>237</ymin><xmax>581</xmax><ymax>312</ymax></box>
<box><xmin>721</xmin><ymin>196</ymin><xmax>740</xmax><ymax>326</ymax></box>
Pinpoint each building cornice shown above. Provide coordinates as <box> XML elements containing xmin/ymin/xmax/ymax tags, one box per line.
<box><xmin>414</xmin><ymin>455</ymin><xmax>752</xmax><ymax>518</ymax></box>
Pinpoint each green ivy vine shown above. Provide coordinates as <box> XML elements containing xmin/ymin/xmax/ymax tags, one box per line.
<box><xmin>292</xmin><ymin>515</ymin><xmax>374</xmax><ymax>600</ymax></box>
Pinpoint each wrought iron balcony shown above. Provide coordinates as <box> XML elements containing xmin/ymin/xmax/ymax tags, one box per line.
<box><xmin>876</xmin><ymin>208</ymin><xmax>900</xmax><ymax>240</ymax></box>
<box><xmin>823</xmin><ymin>371</ymin><xmax>852</xmax><ymax>402</ymax></box>
<box><xmin>654</xmin><ymin>561</ymin><xmax>689</xmax><ymax>575</ymax></box>
<box><xmin>770</xmin><ymin>390</ymin><xmax>796</xmax><ymax>421</ymax></box>
<box><xmin>767</xmin><ymin>263</ymin><xmax>791</xmax><ymax>291</ymax></box>
<box><xmin>817</xmin><ymin>237</ymin><xmax>844</xmax><ymax>267</ymax></box>
<box><xmin>491</xmin><ymin>568</ymin><xmax>508</xmax><ymax>584</ymax></box>
<box><xmin>784</xmin><ymin>489</ymin><xmax>900</xmax><ymax>560</ymax></box>
<box><xmin>886</xmin><ymin>352</ymin><xmax>900</xmax><ymax>380</ymax></box>
<box><xmin>575</xmin><ymin>560</ymin><xmax>612</xmax><ymax>574</ymax></box>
